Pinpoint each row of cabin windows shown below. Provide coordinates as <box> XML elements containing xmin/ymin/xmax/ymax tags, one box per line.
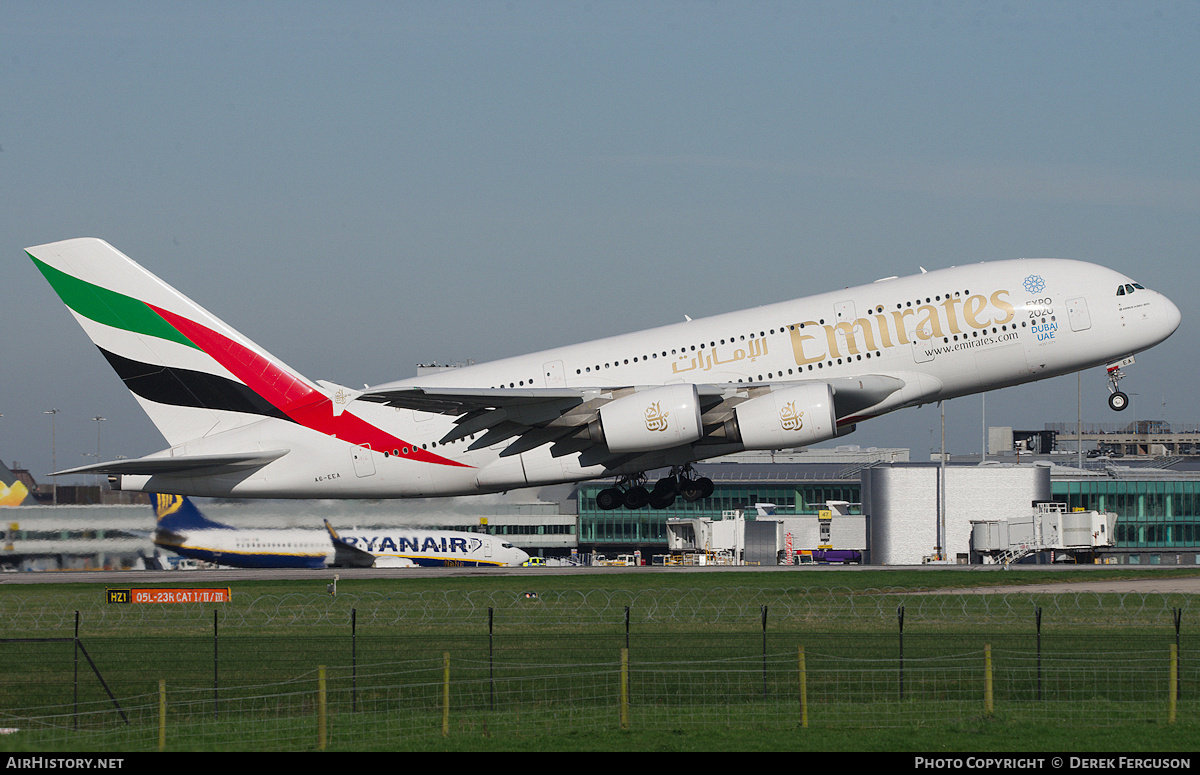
<box><xmin>487</xmin><ymin>289</ymin><xmax>1014</xmax><ymax>388</ymax></box>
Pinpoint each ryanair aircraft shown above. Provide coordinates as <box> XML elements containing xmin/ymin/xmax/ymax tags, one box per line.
<box><xmin>151</xmin><ymin>494</ymin><xmax>528</xmax><ymax>569</ymax></box>
<box><xmin>29</xmin><ymin>238</ymin><xmax>1179</xmax><ymax>511</ymax></box>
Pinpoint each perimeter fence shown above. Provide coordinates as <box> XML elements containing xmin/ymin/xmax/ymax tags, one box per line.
<box><xmin>0</xmin><ymin>586</ymin><xmax>1196</xmax><ymax>750</ymax></box>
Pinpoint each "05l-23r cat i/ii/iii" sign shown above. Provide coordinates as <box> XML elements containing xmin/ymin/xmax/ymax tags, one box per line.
<box><xmin>106</xmin><ymin>588</ymin><xmax>231</xmax><ymax>604</ymax></box>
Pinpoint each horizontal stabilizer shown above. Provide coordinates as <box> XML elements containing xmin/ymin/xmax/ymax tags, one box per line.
<box><xmin>53</xmin><ymin>449</ymin><xmax>289</xmax><ymax>477</ymax></box>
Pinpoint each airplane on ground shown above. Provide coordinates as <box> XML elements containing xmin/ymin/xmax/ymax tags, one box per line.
<box><xmin>28</xmin><ymin>238</ymin><xmax>1180</xmax><ymax>511</ymax></box>
<box><xmin>151</xmin><ymin>493</ymin><xmax>529</xmax><ymax>568</ymax></box>
<box><xmin>323</xmin><ymin>521</ymin><xmax>530</xmax><ymax>568</ymax></box>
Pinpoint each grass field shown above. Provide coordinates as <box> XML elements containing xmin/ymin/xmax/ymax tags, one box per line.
<box><xmin>1</xmin><ymin>566</ymin><xmax>1198</xmax><ymax>752</ymax></box>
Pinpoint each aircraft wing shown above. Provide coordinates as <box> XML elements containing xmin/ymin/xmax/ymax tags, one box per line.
<box><xmin>52</xmin><ymin>450</ymin><xmax>290</xmax><ymax>477</ymax></box>
<box><xmin>356</xmin><ymin>376</ymin><xmax>911</xmax><ymax>465</ymax></box>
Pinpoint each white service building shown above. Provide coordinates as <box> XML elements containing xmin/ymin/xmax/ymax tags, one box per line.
<box><xmin>862</xmin><ymin>463</ymin><xmax>1051</xmax><ymax>564</ymax></box>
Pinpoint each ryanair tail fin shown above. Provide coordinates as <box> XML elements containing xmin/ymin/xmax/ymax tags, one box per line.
<box><xmin>26</xmin><ymin>238</ymin><xmax>325</xmax><ymax>447</ymax></box>
<box><xmin>152</xmin><ymin>493</ymin><xmax>232</xmax><ymax>531</ymax></box>
<box><xmin>325</xmin><ymin>519</ymin><xmax>378</xmax><ymax>568</ymax></box>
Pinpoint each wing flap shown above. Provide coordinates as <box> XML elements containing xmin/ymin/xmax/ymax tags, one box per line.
<box><xmin>356</xmin><ymin>385</ymin><xmax>588</xmax><ymax>415</ymax></box>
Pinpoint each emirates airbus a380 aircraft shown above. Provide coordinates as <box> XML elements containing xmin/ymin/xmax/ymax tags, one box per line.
<box><xmin>27</xmin><ymin>238</ymin><xmax>1179</xmax><ymax>511</ymax></box>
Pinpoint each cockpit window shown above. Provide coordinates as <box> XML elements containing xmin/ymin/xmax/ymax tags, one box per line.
<box><xmin>1117</xmin><ymin>285</ymin><xmax>1125</xmax><ymax>296</ymax></box>
<box><xmin>1117</xmin><ymin>284</ymin><xmax>1141</xmax><ymax>296</ymax></box>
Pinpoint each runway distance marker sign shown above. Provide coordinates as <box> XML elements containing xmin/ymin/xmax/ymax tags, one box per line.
<box><xmin>106</xmin><ymin>588</ymin><xmax>231</xmax><ymax>604</ymax></box>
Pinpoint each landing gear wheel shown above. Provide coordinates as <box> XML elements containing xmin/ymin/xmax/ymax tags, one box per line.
<box><xmin>622</xmin><ymin>486</ymin><xmax>650</xmax><ymax>510</ymax></box>
<box><xmin>678</xmin><ymin>477</ymin><xmax>714</xmax><ymax>503</ymax></box>
<box><xmin>596</xmin><ymin>487</ymin><xmax>623</xmax><ymax>511</ymax></box>
<box><xmin>648</xmin><ymin>488</ymin><xmax>676</xmax><ymax>509</ymax></box>
<box><xmin>653</xmin><ymin>476</ymin><xmax>679</xmax><ymax>498</ymax></box>
<box><xmin>1108</xmin><ymin>391</ymin><xmax>1129</xmax><ymax>412</ymax></box>
<box><xmin>649</xmin><ymin>476</ymin><xmax>678</xmax><ymax>509</ymax></box>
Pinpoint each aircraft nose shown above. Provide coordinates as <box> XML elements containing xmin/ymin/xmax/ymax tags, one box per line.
<box><xmin>1162</xmin><ymin>294</ymin><xmax>1182</xmax><ymax>337</ymax></box>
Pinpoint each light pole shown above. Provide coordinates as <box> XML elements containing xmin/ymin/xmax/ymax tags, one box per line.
<box><xmin>92</xmin><ymin>416</ymin><xmax>105</xmax><ymax>460</ymax></box>
<box><xmin>92</xmin><ymin>416</ymin><xmax>106</xmax><ymax>495</ymax></box>
<box><xmin>44</xmin><ymin>409</ymin><xmax>59</xmax><ymax>506</ymax></box>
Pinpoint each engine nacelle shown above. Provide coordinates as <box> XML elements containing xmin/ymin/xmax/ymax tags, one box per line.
<box><xmin>730</xmin><ymin>383</ymin><xmax>837</xmax><ymax>450</ymax></box>
<box><xmin>596</xmin><ymin>384</ymin><xmax>703</xmax><ymax>454</ymax></box>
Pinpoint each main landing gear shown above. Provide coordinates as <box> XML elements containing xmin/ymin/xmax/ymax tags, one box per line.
<box><xmin>595</xmin><ymin>465</ymin><xmax>714</xmax><ymax>511</ymax></box>
<box><xmin>1106</xmin><ymin>359</ymin><xmax>1131</xmax><ymax>412</ymax></box>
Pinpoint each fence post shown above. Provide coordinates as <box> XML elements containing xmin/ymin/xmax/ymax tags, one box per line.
<box><xmin>73</xmin><ymin>611</ymin><xmax>80</xmax><ymax>730</ymax></box>
<box><xmin>352</xmin><ymin>608</ymin><xmax>358</xmax><ymax>713</ymax></box>
<box><xmin>984</xmin><ymin>644</ymin><xmax>994</xmax><ymax>717</ymax></box>
<box><xmin>158</xmin><ymin>679</ymin><xmax>166</xmax><ymax>751</ymax></box>
<box><xmin>1035</xmin><ymin>606</ymin><xmax>1043</xmax><ymax>701</ymax></box>
<box><xmin>798</xmin><ymin>645</ymin><xmax>808</xmax><ymax>729</ymax></box>
<box><xmin>442</xmin><ymin>652</ymin><xmax>451</xmax><ymax>737</ymax></box>
<box><xmin>488</xmin><ymin>607</ymin><xmax>495</xmax><ymax>711</ymax></box>
<box><xmin>625</xmin><ymin>605</ymin><xmax>632</xmax><ymax>704</ymax></box>
<box><xmin>761</xmin><ymin>605</ymin><xmax>769</xmax><ymax>699</ymax></box>
<box><xmin>898</xmin><ymin>605</ymin><xmax>905</xmax><ymax>699</ymax></box>
<box><xmin>1174</xmin><ymin>607</ymin><xmax>1182</xmax><ymax>702</ymax></box>
<box><xmin>212</xmin><ymin>609</ymin><xmax>219</xmax><ymax>720</ymax></box>
<box><xmin>1169</xmin><ymin>645</ymin><xmax>1178</xmax><ymax>725</ymax></box>
<box><xmin>620</xmin><ymin>647</ymin><xmax>630</xmax><ymax>731</ymax></box>
<box><xmin>317</xmin><ymin>666</ymin><xmax>327</xmax><ymax>750</ymax></box>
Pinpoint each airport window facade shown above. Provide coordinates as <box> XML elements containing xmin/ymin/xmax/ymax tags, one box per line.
<box><xmin>576</xmin><ymin>473</ymin><xmax>1200</xmax><ymax>555</ymax></box>
<box><xmin>577</xmin><ymin>481</ymin><xmax>861</xmax><ymax>547</ymax></box>
<box><xmin>1052</xmin><ymin>479</ymin><xmax>1200</xmax><ymax>549</ymax></box>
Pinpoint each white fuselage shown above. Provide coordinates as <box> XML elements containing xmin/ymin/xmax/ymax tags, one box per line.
<box><xmin>157</xmin><ymin>527</ymin><xmax>335</xmax><ymax>569</ymax></box>
<box><xmin>333</xmin><ymin>529</ymin><xmax>529</xmax><ymax>568</ymax></box>
<box><xmin>122</xmin><ymin>258</ymin><xmax>1180</xmax><ymax>499</ymax></box>
<box><xmin>159</xmin><ymin>526</ymin><xmax>529</xmax><ymax>568</ymax></box>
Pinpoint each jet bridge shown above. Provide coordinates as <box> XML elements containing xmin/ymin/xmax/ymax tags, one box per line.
<box><xmin>665</xmin><ymin>504</ymin><xmax>782</xmax><ymax>566</ymax></box>
<box><xmin>970</xmin><ymin>502</ymin><xmax>1116</xmax><ymax>566</ymax></box>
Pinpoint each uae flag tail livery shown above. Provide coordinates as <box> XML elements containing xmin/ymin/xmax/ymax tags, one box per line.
<box><xmin>27</xmin><ymin>238</ymin><xmax>466</xmax><ymax>497</ymax></box>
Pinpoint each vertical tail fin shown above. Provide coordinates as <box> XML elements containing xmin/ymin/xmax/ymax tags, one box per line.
<box><xmin>0</xmin><ymin>461</ymin><xmax>29</xmax><ymax>507</ymax></box>
<box><xmin>152</xmin><ymin>493</ymin><xmax>232</xmax><ymax>531</ymax></box>
<box><xmin>26</xmin><ymin>238</ymin><xmax>324</xmax><ymax>447</ymax></box>
<box><xmin>0</xmin><ymin>481</ymin><xmax>29</xmax><ymax>507</ymax></box>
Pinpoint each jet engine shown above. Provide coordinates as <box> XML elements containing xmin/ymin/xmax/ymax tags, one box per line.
<box><xmin>727</xmin><ymin>383</ymin><xmax>837</xmax><ymax>450</ymax></box>
<box><xmin>593</xmin><ymin>384</ymin><xmax>703</xmax><ymax>453</ymax></box>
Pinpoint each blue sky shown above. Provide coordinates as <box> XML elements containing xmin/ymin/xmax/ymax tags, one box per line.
<box><xmin>3</xmin><ymin>2</ymin><xmax>1198</xmax><ymax>483</ymax></box>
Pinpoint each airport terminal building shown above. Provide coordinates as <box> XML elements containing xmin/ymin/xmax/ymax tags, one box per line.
<box><xmin>6</xmin><ymin>425</ymin><xmax>1200</xmax><ymax>569</ymax></box>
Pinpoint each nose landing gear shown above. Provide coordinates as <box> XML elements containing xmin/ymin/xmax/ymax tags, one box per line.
<box><xmin>1106</xmin><ymin>357</ymin><xmax>1133</xmax><ymax>412</ymax></box>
